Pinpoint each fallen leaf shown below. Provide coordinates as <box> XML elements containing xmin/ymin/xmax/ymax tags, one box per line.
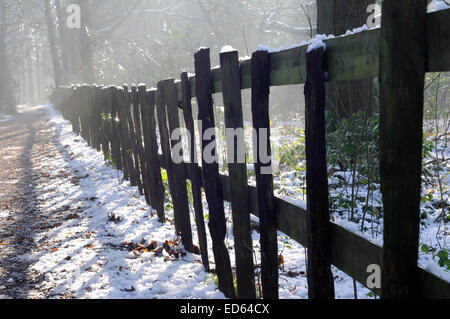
<box><xmin>278</xmin><ymin>254</ymin><xmax>285</xmax><ymax>266</ymax></box>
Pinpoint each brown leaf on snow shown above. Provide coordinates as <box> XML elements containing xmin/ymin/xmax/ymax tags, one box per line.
<box><xmin>65</xmin><ymin>214</ymin><xmax>80</xmax><ymax>220</ymax></box>
<box><xmin>278</xmin><ymin>254</ymin><xmax>285</xmax><ymax>266</ymax></box>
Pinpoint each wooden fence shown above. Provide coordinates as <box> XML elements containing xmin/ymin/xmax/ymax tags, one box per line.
<box><xmin>52</xmin><ymin>8</ymin><xmax>450</xmax><ymax>299</ymax></box>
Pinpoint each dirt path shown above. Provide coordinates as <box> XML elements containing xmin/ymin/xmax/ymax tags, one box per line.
<box><xmin>0</xmin><ymin>105</ymin><xmax>221</xmax><ymax>300</ymax></box>
<box><xmin>0</xmin><ymin>105</ymin><xmax>73</xmax><ymax>298</ymax></box>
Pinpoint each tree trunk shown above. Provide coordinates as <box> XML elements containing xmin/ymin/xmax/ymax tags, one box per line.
<box><xmin>45</xmin><ymin>0</ymin><xmax>62</xmax><ymax>87</ymax></box>
<box><xmin>55</xmin><ymin>0</ymin><xmax>71</xmax><ymax>85</ymax></box>
<box><xmin>0</xmin><ymin>0</ymin><xmax>15</xmax><ymax>112</ymax></box>
<box><xmin>77</xmin><ymin>0</ymin><xmax>95</xmax><ymax>84</ymax></box>
<box><xmin>317</xmin><ymin>0</ymin><xmax>374</xmax><ymax>118</ymax></box>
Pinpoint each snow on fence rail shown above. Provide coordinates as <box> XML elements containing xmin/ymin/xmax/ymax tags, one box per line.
<box><xmin>52</xmin><ymin>8</ymin><xmax>450</xmax><ymax>299</ymax></box>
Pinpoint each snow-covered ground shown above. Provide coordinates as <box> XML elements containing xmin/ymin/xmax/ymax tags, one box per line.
<box><xmin>2</xmin><ymin>105</ymin><xmax>373</xmax><ymax>299</ymax></box>
<box><xmin>0</xmin><ymin>114</ymin><xmax>12</xmax><ymax>123</ymax></box>
<box><xmin>272</xmin><ymin>116</ymin><xmax>450</xmax><ymax>286</ymax></box>
<box><xmin>4</xmin><ymin>104</ymin><xmax>447</xmax><ymax>299</ymax></box>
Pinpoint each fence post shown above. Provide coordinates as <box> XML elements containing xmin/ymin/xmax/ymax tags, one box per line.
<box><xmin>303</xmin><ymin>46</ymin><xmax>335</xmax><ymax>299</ymax></box>
<box><xmin>72</xmin><ymin>86</ymin><xmax>81</xmax><ymax>135</ymax></box>
<box><xmin>180</xmin><ymin>71</ymin><xmax>210</xmax><ymax>272</ymax></box>
<box><xmin>139</xmin><ymin>88</ymin><xmax>166</xmax><ymax>222</ymax></box>
<box><xmin>117</xmin><ymin>86</ymin><xmax>133</xmax><ymax>181</ymax></box>
<box><xmin>194</xmin><ymin>47</ymin><xmax>236</xmax><ymax>299</ymax></box>
<box><xmin>220</xmin><ymin>49</ymin><xmax>256</xmax><ymax>298</ymax></box>
<box><xmin>100</xmin><ymin>87</ymin><xmax>111</xmax><ymax>162</ymax></box>
<box><xmin>156</xmin><ymin>79</ymin><xmax>193</xmax><ymax>252</ymax></box>
<box><xmin>132</xmin><ymin>85</ymin><xmax>148</xmax><ymax>199</ymax></box>
<box><xmin>251</xmin><ymin>50</ymin><xmax>278</xmax><ymax>299</ymax></box>
<box><xmin>127</xmin><ymin>86</ymin><xmax>143</xmax><ymax>192</ymax></box>
<box><xmin>137</xmin><ymin>85</ymin><xmax>152</xmax><ymax>205</ymax></box>
<box><xmin>89</xmin><ymin>86</ymin><xmax>101</xmax><ymax>150</ymax></box>
<box><xmin>67</xmin><ymin>87</ymin><xmax>77</xmax><ymax>133</ymax></box>
<box><xmin>380</xmin><ymin>0</ymin><xmax>427</xmax><ymax>299</ymax></box>
<box><xmin>110</xmin><ymin>87</ymin><xmax>123</xmax><ymax>171</ymax></box>
<box><xmin>79</xmin><ymin>85</ymin><xmax>91</xmax><ymax>143</ymax></box>
<box><xmin>123</xmin><ymin>85</ymin><xmax>140</xmax><ymax>187</ymax></box>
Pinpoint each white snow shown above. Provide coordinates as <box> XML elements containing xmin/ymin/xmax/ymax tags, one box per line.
<box><xmin>256</xmin><ymin>24</ymin><xmax>371</xmax><ymax>54</ymax></box>
<box><xmin>428</xmin><ymin>0</ymin><xmax>450</xmax><ymax>12</ymax></box>
<box><xmin>23</xmin><ymin>105</ymin><xmax>225</xmax><ymax>299</ymax></box>
<box><xmin>0</xmin><ymin>114</ymin><xmax>12</xmax><ymax>123</ymax></box>
<box><xmin>6</xmin><ymin>104</ymin><xmax>446</xmax><ymax>299</ymax></box>
<box><xmin>27</xmin><ymin>104</ymin><xmax>379</xmax><ymax>299</ymax></box>
<box><xmin>220</xmin><ymin>45</ymin><xmax>236</xmax><ymax>53</ymax></box>
<box><xmin>344</xmin><ymin>24</ymin><xmax>369</xmax><ymax>36</ymax></box>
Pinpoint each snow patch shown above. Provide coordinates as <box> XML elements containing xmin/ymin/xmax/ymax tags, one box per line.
<box><xmin>220</xmin><ymin>45</ymin><xmax>236</xmax><ymax>53</ymax></box>
<box><xmin>428</xmin><ymin>0</ymin><xmax>450</xmax><ymax>12</ymax></box>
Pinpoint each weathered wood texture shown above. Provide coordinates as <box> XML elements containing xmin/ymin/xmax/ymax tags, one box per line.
<box><xmin>194</xmin><ymin>48</ymin><xmax>236</xmax><ymax>299</ymax></box>
<box><xmin>90</xmin><ymin>86</ymin><xmax>102</xmax><ymax>151</ymax></box>
<box><xmin>117</xmin><ymin>87</ymin><xmax>133</xmax><ymax>181</ymax></box>
<box><xmin>139</xmin><ymin>89</ymin><xmax>165</xmax><ymax>221</ymax></box>
<box><xmin>174</xmin><ymin>10</ymin><xmax>450</xmax><ymax>102</ymax></box>
<box><xmin>128</xmin><ymin>86</ymin><xmax>143</xmax><ymax>192</ymax></box>
<box><xmin>220</xmin><ymin>50</ymin><xmax>256</xmax><ymax>299</ymax></box>
<box><xmin>180</xmin><ymin>71</ymin><xmax>210</xmax><ymax>271</ymax></box>
<box><xmin>380</xmin><ymin>0</ymin><xmax>427</xmax><ymax>299</ymax></box>
<box><xmin>137</xmin><ymin>86</ymin><xmax>153</xmax><ymax>205</ymax></box>
<box><xmin>132</xmin><ymin>86</ymin><xmax>148</xmax><ymax>200</ymax></box>
<box><xmin>251</xmin><ymin>50</ymin><xmax>278</xmax><ymax>299</ymax></box>
<box><xmin>71</xmin><ymin>87</ymin><xmax>81</xmax><ymax>135</ymax></box>
<box><xmin>163</xmin><ymin>79</ymin><xmax>193</xmax><ymax>252</ymax></box>
<box><xmin>304</xmin><ymin>47</ymin><xmax>335</xmax><ymax>299</ymax></box>
<box><xmin>79</xmin><ymin>85</ymin><xmax>91</xmax><ymax>143</ymax></box>
<box><xmin>99</xmin><ymin>87</ymin><xmax>111</xmax><ymax>159</ymax></box>
<box><xmin>110</xmin><ymin>87</ymin><xmax>123</xmax><ymax>171</ymax></box>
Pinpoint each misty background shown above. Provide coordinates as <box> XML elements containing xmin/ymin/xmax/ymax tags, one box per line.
<box><xmin>0</xmin><ymin>0</ymin><xmax>322</xmax><ymax>117</ymax></box>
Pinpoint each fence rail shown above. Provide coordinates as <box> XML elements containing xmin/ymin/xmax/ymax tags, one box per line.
<box><xmin>53</xmin><ymin>8</ymin><xmax>450</xmax><ymax>299</ymax></box>
<box><xmin>174</xmin><ymin>10</ymin><xmax>450</xmax><ymax>102</ymax></box>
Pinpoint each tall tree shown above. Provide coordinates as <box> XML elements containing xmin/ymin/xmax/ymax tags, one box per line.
<box><xmin>77</xmin><ymin>0</ymin><xmax>95</xmax><ymax>83</ymax></box>
<box><xmin>55</xmin><ymin>0</ymin><xmax>71</xmax><ymax>84</ymax></box>
<box><xmin>44</xmin><ymin>0</ymin><xmax>62</xmax><ymax>87</ymax></box>
<box><xmin>0</xmin><ymin>0</ymin><xmax>15</xmax><ymax>112</ymax></box>
<box><xmin>317</xmin><ymin>0</ymin><xmax>374</xmax><ymax>117</ymax></box>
